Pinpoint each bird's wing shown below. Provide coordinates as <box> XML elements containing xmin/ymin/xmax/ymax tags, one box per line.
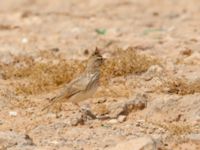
<box><xmin>41</xmin><ymin>74</ymin><xmax>91</xmax><ymax>111</ymax></box>
<box><xmin>66</xmin><ymin>74</ymin><xmax>92</xmax><ymax>97</ymax></box>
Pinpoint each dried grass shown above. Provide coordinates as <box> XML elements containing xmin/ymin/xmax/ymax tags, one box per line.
<box><xmin>158</xmin><ymin>122</ymin><xmax>193</xmax><ymax>136</ymax></box>
<box><xmin>100</xmin><ymin>47</ymin><xmax>159</xmax><ymax>84</ymax></box>
<box><xmin>0</xmin><ymin>52</ymin><xmax>85</xmax><ymax>95</ymax></box>
<box><xmin>0</xmin><ymin>48</ymin><xmax>159</xmax><ymax>95</ymax></box>
<box><xmin>161</xmin><ymin>77</ymin><xmax>200</xmax><ymax>95</ymax></box>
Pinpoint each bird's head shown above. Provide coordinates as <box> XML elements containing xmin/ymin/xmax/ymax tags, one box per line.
<box><xmin>86</xmin><ymin>48</ymin><xmax>104</xmax><ymax>72</ymax></box>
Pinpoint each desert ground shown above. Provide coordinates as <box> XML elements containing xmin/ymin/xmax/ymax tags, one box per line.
<box><xmin>0</xmin><ymin>0</ymin><xmax>200</xmax><ymax>150</ymax></box>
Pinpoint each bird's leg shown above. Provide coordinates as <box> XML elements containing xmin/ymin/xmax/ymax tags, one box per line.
<box><xmin>80</xmin><ymin>103</ymin><xmax>96</xmax><ymax>119</ymax></box>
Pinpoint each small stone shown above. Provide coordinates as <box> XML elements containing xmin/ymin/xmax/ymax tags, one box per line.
<box><xmin>0</xmin><ymin>120</ymin><xmax>3</xmax><ymax>125</ymax></box>
<box><xmin>106</xmin><ymin>136</ymin><xmax>157</xmax><ymax>150</ymax></box>
<box><xmin>180</xmin><ymin>48</ymin><xmax>192</xmax><ymax>56</ymax></box>
<box><xmin>69</xmin><ymin>117</ymin><xmax>84</xmax><ymax>126</ymax></box>
<box><xmin>186</xmin><ymin>134</ymin><xmax>200</xmax><ymax>142</ymax></box>
<box><xmin>21</xmin><ymin>37</ymin><xmax>28</xmax><ymax>44</ymax></box>
<box><xmin>50</xmin><ymin>47</ymin><xmax>60</xmax><ymax>52</ymax></box>
<box><xmin>9</xmin><ymin>111</ymin><xmax>17</xmax><ymax>117</ymax></box>
<box><xmin>0</xmin><ymin>131</ymin><xmax>35</xmax><ymax>149</ymax></box>
<box><xmin>117</xmin><ymin>115</ymin><xmax>126</xmax><ymax>123</ymax></box>
<box><xmin>66</xmin><ymin>112</ymin><xmax>85</xmax><ymax>126</ymax></box>
<box><xmin>143</xmin><ymin>65</ymin><xmax>163</xmax><ymax>81</ymax></box>
<box><xmin>126</xmin><ymin>93</ymin><xmax>147</xmax><ymax>111</ymax></box>
<box><xmin>108</xmin><ymin>102</ymin><xmax>127</xmax><ymax>119</ymax></box>
<box><xmin>92</xmin><ymin>104</ymin><xmax>109</xmax><ymax>116</ymax></box>
<box><xmin>84</xmin><ymin>49</ymin><xmax>89</xmax><ymax>55</ymax></box>
<box><xmin>108</xmin><ymin>119</ymin><xmax>118</xmax><ymax>124</ymax></box>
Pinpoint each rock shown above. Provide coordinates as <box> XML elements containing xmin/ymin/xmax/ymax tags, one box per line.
<box><xmin>92</xmin><ymin>104</ymin><xmax>109</xmax><ymax>116</ymax></box>
<box><xmin>106</xmin><ymin>136</ymin><xmax>157</xmax><ymax>150</ymax></box>
<box><xmin>69</xmin><ymin>118</ymin><xmax>83</xmax><ymax>126</ymax></box>
<box><xmin>126</xmin><ymin>93</ymin><xmax>147</xmax><ymax>111</ymax></box>
<box><xmin>0</xmin><ymin>120</ymin><xmax>3</xmax><ymax>125</ymax></box>
<box><xmin>108</xmin><ymin>102</ymin><xmax>128</xmax><ymax>119</ymax></box>
<box><xmin>117</xmin><ymin>115</ymin><xmax>126</xmax><ymax>123</ymax></box>
<box><xmin>180</xmin><ymin>48</ymin><xmax>192</xmax><ymax>56</ymax></box>
<box><xmin>186</xmin><ymin>134</ymin><xmax>200</xmax><ymax>142</ymax></box>
<box><xmin>0</xmin><ymin>138</ymin><xmax>17</xmax><ymax>150</ymax></box>
<box><xmin>143</xmin><ymin>65</ymin><xmax>163</xmax><ymax>81</ymax></box>
<box><xmin>21</xmin><ymin>37</ymin><xmax>28</xmax><ymax>44</ymax></box>
<box><xmin>102</xmin><ymin>94</ymin><xmax>147</xmax><ymax>120</ymax></box>
<box><xmin>68</xmin><ymin>115</ymin><xmax>84</xmax><ymax>126</ymax></box>
<box><xmin>0</xmin><ymin>131</ymin><xmax>35</xmax><ymax>149</ymax></box>
<box><xmin>9</xmin><ymin>111</ymin><xmax>17</xmax><ymax>117</ymax></box>
<box><xmin>0</xmin><ymin>53</ymin><xmax>14</xmax><ymax>65</ymax></box>
<box><xmin>183</xmin><ymin>52</ymin><xmax>200</xmax><ymax>65</ymax></box>
<box><xmin>66</xmin><ymin>110</ymin><xmax>95</xmax><ymax>126</ymax></box>
<box><xmin>108</xmin><ymin>119</ymin><xmax>118</xmax><ymax>124</ymax></box>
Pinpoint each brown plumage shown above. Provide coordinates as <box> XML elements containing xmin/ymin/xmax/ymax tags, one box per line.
<box><xmin>42</xmin><ymin>48</ymin><xmax>103</xmax><ymax>111</ymax></box>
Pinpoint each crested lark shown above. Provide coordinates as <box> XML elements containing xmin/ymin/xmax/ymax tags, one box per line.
<box><xmin>42</xmin><ymin>48</ymin><xmax>103</xmax><ymax>111</ymax></box>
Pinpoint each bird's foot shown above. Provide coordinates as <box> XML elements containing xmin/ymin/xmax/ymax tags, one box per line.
<box><xmin>80</xmin><ymin>105</ymin><xmax>96</xmax><ymax>120</ymax></box>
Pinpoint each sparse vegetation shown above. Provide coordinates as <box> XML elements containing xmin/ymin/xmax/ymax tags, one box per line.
<box><xmin>155</xmin><ymin>122</ymin><xmax>193</xmax><ymax>136</ymax></box>
<box><xmin>161</xmin><ymin>77</ymin><xmax>200</xmax><ymax>95</ymax></box>
<box><xmin>0</xmin><ymin>51</ymin><xmax>85</xmax><ymax>94</ymax></box>
<box><xmin>95</xmin><ymin>28</ymin><xmax>107</xmax><ymax>35</ymax></box>
<box><xmin>2</xmin><ymin>48</ymin><xmax>200</xmax><ymax>96</ymax></box>
<box><xmin>100</xmin><ymin>47</ymin><xmax>159</xmax><ymax>84</ymax></box>
<box><xmin>0</xmin><ymin>1</ymin><xmax>200</xmax><ymax>149</ymax></box>
<box><xmin>0</xmin><ymin>48</ymin><xmax>158</xmax><ymax>95</ymax></box>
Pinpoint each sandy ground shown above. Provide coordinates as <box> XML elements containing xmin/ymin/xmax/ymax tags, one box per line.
<box><xmin>0</xmin><ymin>0</ymin><xmax>200</xmax><ymax>150</ymax></box>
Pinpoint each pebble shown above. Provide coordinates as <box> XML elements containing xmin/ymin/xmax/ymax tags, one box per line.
<box><xmin>117</xmin><ymin>115</ymin><xmax>126</xmax><ymax>123</ymax></box>
<box><xmin>9</xmin><ymin>111</ymin><xmax>17</xmax><ymax>117</ymax></box>
<box><xmin>108</xmin><ymin>119</ymin><xmax>118</xmax><ymax>124</ymax></box>
<box><xmin>21</xmin><ymin>37</ymin><xmax>28</xmax><ymax>44</ymax></box>
<box><xmin>106</xmin><ymin>136</ymin><xmax>157</xmax><ymax>150</ymax></box>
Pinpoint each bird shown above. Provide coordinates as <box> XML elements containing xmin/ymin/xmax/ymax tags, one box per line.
<box><xmin>42</xmin><ymin>48</ymin><xmax>104</xmax><ymax>112</ymax></box>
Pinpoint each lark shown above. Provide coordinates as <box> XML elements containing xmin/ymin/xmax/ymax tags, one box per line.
<box><xmin>42</xmin><ymin>48</ymin><xmax>103</xmax><ymax>111</ymax></box>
